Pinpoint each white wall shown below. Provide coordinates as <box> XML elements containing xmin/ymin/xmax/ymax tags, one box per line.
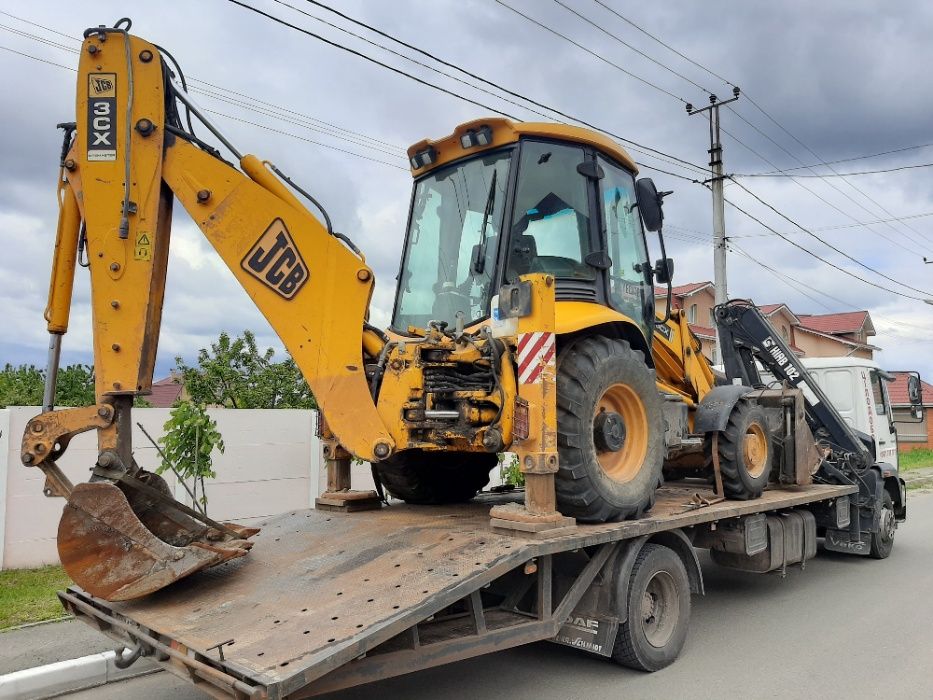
<box><xmin>0</xmin><ymin>406</ymin><xmax>383</xmax><ymax>570</ymax></box>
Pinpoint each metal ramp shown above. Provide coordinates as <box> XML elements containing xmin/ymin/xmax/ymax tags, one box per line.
<box><xmin>59</xmin><ymin>484</ymin><xmax>853</xmax><ymax>699</ymax></box>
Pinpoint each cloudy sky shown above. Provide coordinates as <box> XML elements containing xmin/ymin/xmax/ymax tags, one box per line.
<box><xmin>1</xmin><ymin>0</ymin><xmax>932</xmax><ymax>385</ymax></box>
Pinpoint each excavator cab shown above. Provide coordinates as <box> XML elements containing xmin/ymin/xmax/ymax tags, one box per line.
<box><xmin>395</xmin><ymin>119</ymin><xmax>667</xmax><ymax>344</ymax></box>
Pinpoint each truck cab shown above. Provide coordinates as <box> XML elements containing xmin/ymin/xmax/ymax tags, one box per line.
<box><xmin>800</xmin><ymin>357</ymin><xmax>900</xmax><ymax>469</ymax></box>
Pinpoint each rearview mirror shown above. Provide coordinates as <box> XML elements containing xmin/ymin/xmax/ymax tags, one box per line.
<box><xmin>908</xmin><ymin>373</ymin><xmax>923</xmax><ymax>406</ymax></box>
<box><xmin>635</xmin><ymin>177</ymin><xmax>666</xmax><ymax>232</ymax></box>
<box><xmin>654</xmin><ymin>257</ymin><xmax>674</xmax><ymax>284</ymax></box>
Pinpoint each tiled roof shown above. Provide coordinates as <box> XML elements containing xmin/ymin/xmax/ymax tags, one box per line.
<box><xmin>688</xmin><ymin>323</ymin><xmax>716</xmax><ymax>338</ymax></box>
<box><xmin>797</xmin><ymin>311</ymin><xmax>871</xmax><ymax>335</ymax></box>
<box><xmin>654</xmin><ymin>281</ymin><xmax>713</xmax><ymax>298</ymax></box>
<box><xmin>888</xmin><ymin>372</ymin><xmax>933</xmax><ymax>406</ymax></box>
<box><xmin>148</xmin><ymin>376</ymin><xmax>183</xmax><ymax>408</ymax></box>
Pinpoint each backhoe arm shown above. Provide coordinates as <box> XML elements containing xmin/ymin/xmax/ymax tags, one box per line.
<box><xmin>26</xmin><ymin>21</ymin><xmax>392</xmax><ymax>601</ymax></box>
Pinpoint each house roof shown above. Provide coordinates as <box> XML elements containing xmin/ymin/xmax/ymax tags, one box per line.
<box><xmin>688</xmin><ymin>323</ymin><xmax>716</xmax><ymax>339</ymax></box>
<box><xmin>654</xmin><ymin>281</ymin><xmax>713</xmax><ymax>298</ymax></box>
<box><xmin>797</xmin><ymin>310</ymin><xmax>874</xmax><ymax>336</ymax></box>
<box><xmin>757</xmin><ymin>303</ymin><xmax>801</xmax><ymax>325</ymax></box>
<box><xmin>794</xmin><ymin>324</ymin><xmax>880</xmax><ymax>351</ymax></box>
<box><xmin>148</xmin><ymin>376</ymin><xmax>183</xmax><ymax>408</ymax></box>
<box><xmin>888</xmin><ymin>372</ymin><xmax>933</xmax><ymax>407</ymax></box>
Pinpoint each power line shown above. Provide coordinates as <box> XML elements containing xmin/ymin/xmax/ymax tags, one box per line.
<box><xmin>581</xmin><ymin>1</ymin><xmax>933</xmax><ymax>247</ymax></box>
<box><xmin>226</xmin><ymin>0</ymin><xmax>529</xmax><ymax>119</ymax></box>
<box><xmin>0</xmin><ymin>40</ymin><xmax>406</xmax><ymax>170</ymax></box>
<box><xmin>747</xmin><ymin>141</ymin><xmax>933</xmax><ymax>175</ymax></box>
<box><xmin>298</xmin><ymin>0</ymin><xmax>709</xmax><ymax>175</ymax></box>
<box><xmin>740</xmin><ymin>93</ymin><xmax>933</xmax><ymax>246</ymax></box>
<box><xmin>734</xmin><ymin>160</ymin><xmax>933</xmax><ymax>178</ymax></box>
<box><xmin>271</xmin><ymin>0</ymin><xmax>560</xmax><ymax>123</ymax></box>
<box><xmin>720</xmin><ymin>120</ymin><xmax>929</xmax><ymax>256</ymax></box>
<box><xmin>201</xmin><ymin>109</ymin><xmax>408</xmax><ymax>169</ymax></box>
<box><xmin>0</xmin><ymin>16</ymin><xmax>407</xmax><ymax>156</ymax></box>
<box><xmin>729</xmin><ymin>177</ymin><xmax>933</xmax><ymax>297</ymax></box>
<box><xmin>551</xmin><ymin>0</ymin><xmax>713</xmax><ymax>95</ymax></box>
<box><xmin>729</xmin><ymin>210</ymin><xmax>933</xmax><ymax>238</ymax></box>
<box><xmin>589</xmin><ymin>0</ymin><xmax>736</xmax><ymax>88</ymax></box>
<box><xmin>720</xmin><ymin>188</ymin><xmax>930</xmax><ymax>301</ymax></box>
<box><xmin>493</xmin><ymin>0</ymin><xmax>688</xmax><ymax>103</ymax></box>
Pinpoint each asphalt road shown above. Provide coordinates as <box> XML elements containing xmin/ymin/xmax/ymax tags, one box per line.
<box><xmin>65</xmin><ymin>490</ymin><xmax>933</xmax><ymax>700</ymax></box>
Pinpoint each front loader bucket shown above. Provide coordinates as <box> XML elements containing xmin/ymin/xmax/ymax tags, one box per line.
<box><xmin>58</xmin><ymin>480</ymin><xmax>257</xmax><ymax>601</ymax></box>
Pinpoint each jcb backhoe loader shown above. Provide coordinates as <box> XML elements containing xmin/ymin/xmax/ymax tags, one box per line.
<box><xmin>24</xmin><ymin>20</ymin><xmax>793</xmax><ymax>602</ymax></box>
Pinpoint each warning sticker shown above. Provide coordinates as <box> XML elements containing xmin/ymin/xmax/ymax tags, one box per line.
<box><xmin>134</xmin><ymin>231</ymin><xmax>152</xmax><ymax>261</ymax></box>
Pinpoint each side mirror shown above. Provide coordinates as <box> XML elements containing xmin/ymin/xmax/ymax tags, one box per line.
<box><xmin>654</xmin><ymin>257</ymin><xmax>674</xmax><ymax>284</ymax></box>
<box><xmin>635</xmin><ymin>177</ymin><xmax>666</xmax><ymax>232</ymax></box>
<box><xmin>908</xmin><ymin>373</ymin><xmax>923</xmax><ymax>406</ymax></box>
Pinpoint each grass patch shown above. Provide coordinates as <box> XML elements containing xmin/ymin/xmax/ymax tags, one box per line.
<box><xmin>0</xmin><ymin>565</ymin><xmax>71</xmax><ymax>630</ymax></box>
<box><xmin>901</xmin><ymin>448</ymin><xmax>933</xmax><ymax>471</ymax></box>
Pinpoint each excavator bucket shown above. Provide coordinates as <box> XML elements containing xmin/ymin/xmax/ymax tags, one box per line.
<box><xmin>57</xmin><ymin>473</ymin><xmax>258</xmax><ymax>601</ymax></box>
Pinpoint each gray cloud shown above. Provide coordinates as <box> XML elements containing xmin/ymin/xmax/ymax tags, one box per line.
<box><xmin>0</xmin><ymin>0</ymin><xmax>930</xmax><ymax>384</ymax></box>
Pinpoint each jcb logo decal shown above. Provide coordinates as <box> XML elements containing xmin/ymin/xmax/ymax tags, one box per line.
<box><xmin>241</xmin><ymin>219</ymin><xmax>308</xmax><ymax>299</ymax></box>
<box><xmin>87</xmin><ymin>73</ymin><xmax>117</xmax><ymax>161</ymax></box>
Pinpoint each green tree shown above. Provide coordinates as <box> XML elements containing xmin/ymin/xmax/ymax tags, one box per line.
<box><xmin>176</xmin><ymin>330</ymin><xmax>316</xmax><ymax>409</ymax></box>
<box><xmin>156</xmin><ymin>401</ymin><xmax>224</xmax><ymax>512</ymax></box>
<box><xmin>0</xmin><ymin>363</ymin><xmax>95</xmax><ymax>408</ymax></box>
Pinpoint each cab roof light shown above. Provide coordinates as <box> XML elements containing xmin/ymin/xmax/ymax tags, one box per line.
<box><xmin>410</xmin><ymin>147</ymin><xmax>437</xmax><ymax>170</ymax></box>
<box><xmin>460</xmin><ymin>125</ymin><xmax>493</xmax><ymax>149</ymax></box>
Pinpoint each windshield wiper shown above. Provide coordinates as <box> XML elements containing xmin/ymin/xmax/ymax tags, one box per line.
<box><xmin>471</xmin><ymin>169</ymin><xmax>498</xmax><ymax>275</ymax></box>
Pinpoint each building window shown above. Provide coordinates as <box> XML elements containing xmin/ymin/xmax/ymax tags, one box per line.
<box><xmin>709</xmin><ymin>308</ymin><xmax>716</xmax><ymax>326</ymax></box>
<box><xmin>688</xmin><ymin>303</ymin><xmax>697</xmax><ymax>324</ymax></box>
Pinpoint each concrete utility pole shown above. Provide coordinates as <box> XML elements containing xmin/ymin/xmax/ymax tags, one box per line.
<box><xmin>687</xmin><ymin>88</ymin><xmax>740</xmax><ymax>307</ymax></box>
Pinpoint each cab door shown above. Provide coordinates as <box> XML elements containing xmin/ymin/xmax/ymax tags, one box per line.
<box><xmin>870</xmin><ymin>369</ymin><xmax>900</xmax><ymax>469</ymax></box>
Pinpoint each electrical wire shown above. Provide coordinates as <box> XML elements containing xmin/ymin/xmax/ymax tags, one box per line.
<box><xmin>729</xmin><ymin>177</ymin><xmax>933</xmax><ymax>297</ymax></box>
<box><xmin>493</xmin><ymin>0</ymin><xmax>688</xmax><ymax>104</ymax></box>
<box><xmin>550</xmin><ymin>0</ymin><xmax>713</xmax><ymax>96</ymax></box>
<box><xmin>734</xmin><ymin>161</ymin><xmax>933</xmax><ymax>178</ymax></box>
<box><xmin>297</xmin><ymin>0</ymin><xmax>709</xmax><ymax>175</ymax></box>
<box><xmin>746</xmin><ymin>141</ymin><xmax>933</xmax><ymax>175</ymax></box>
<box><xmin>720</xmin><ymin>189</ymin><xmax>930</xmax><ymax>301</ymax></box>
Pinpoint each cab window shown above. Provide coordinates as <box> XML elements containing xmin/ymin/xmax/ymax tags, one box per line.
<box><xmin>598</xmin><ymin>155</ymin><xmax>649</xmax><ymax>328</ymax></box>
<box><xmin>507</xmin><ymin>141</ymin><xmax>594</xmax><ymax>281</ymax></box>
<box><xmin>870</xmin><ymin>371</ymin><xmax>890</xmax><ymax>417</ymax></box>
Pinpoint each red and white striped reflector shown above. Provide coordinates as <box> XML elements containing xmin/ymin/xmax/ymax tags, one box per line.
<box><xmin>517</xmin><ymin>332</ymin><xmax>555</xmax><ymax>384</ymax></box>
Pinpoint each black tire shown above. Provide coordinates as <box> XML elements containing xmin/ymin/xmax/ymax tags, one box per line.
<box><xmin>612</xmin><ymin>544</ymin><xmax>691</xmax><ymax>671</ymax></box>
<box><xmin>869</xmin><ymin>491</ymin><xmax>896</xmax><ymax>559</ymax></box>
<box><xmin>373</xmin><ymin>450</ymin><xmax>496</xmax><ymax>505</ymax></box>
<box><xmin>556</xmin><ymin>337</ymin><xmax>664</xmax><ymax>522</ymax></box>
<box><xmin>708</xmin><ymin>402</ymin><xmax>772</xmax><ymax>500</ymax></box>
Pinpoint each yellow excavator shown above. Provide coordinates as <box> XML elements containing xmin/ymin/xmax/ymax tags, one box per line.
<box><xmin>24</xmin><ymin>20</ymin><xmax>782</xmax><ymax>602</ymax></box>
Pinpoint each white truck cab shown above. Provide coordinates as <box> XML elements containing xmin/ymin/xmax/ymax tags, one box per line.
<box><xmin>799</xmin><ymin>357</ymin><xmax>899</xmax><ymax>469</ymax></box>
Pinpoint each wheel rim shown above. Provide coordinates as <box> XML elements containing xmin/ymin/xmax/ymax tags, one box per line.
<box><xmin>880</xmin><ymin>504</ymin><xmax>896</xmax><ymax>543</ymax></box>
<box><xmin>595</xmin><ymin>383</ymin><xmax>648</xmax><ymax>483</ymax></box>
<box><xmin>742</xmin><ymin>422</ymin><xmax>769</xmax><ymax>479</ymax></box>
<box><xmin>640</xmin><ymin>570</ymin><xmax>679</xmax><ymax>649</ymax></box>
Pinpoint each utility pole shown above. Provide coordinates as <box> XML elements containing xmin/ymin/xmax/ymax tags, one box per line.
<box><xmin>687</xmin><ymin>88</ymin><xmax>740</xmax><ymax>308</ymax></box>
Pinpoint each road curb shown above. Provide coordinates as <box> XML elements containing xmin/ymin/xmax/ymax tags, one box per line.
<box><xmin>0</xmin><ymin>648</ymin><xmax>159</xmax><ymax>700</ymax></box>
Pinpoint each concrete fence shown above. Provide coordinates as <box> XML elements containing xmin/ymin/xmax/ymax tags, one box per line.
<box><xmin>0</xmin><ymin>406</ymin><xmax>377</xmax><ymax>570</ymax></box>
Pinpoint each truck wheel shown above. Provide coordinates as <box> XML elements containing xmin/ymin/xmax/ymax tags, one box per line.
<box><xmin>612</xmin><ymin>544</ymin><xmax>691</xmax><ymax>671</ymax></box>
<box><xmin>373</xmin><ymin>450</ymin><xmax>495</xmax><ymax>505</ymax></box>
<box><xmin>709</xmin><ymin>402</ymin><xmax>771</xmax><ymax>500</ymax></box>
<box><xmin>869</xmin><ymin>491</ymin><xmax>896</xmax><ymax>559</ymax></box>
<box><xmin>556</xmin><ymin>337</ymin><xmax>664</xmax><ymax>522</ymax></box>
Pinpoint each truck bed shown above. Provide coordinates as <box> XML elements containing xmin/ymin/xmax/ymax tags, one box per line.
<box><xmin>60</xmin><ymin>482</ymin><xmax>853</xmax><ymax>699</ymax></box>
